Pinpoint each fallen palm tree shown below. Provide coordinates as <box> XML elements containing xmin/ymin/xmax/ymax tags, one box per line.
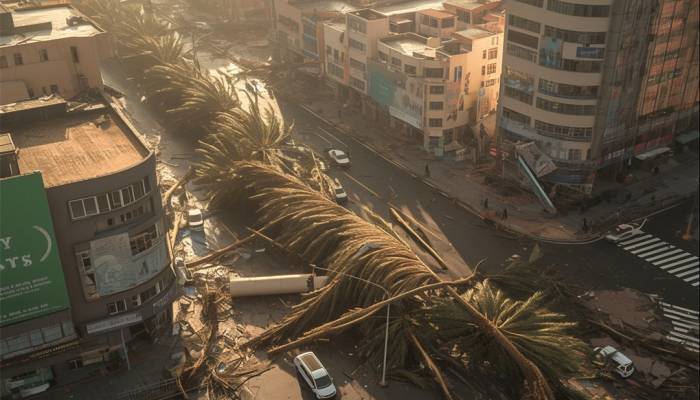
<box><xmin>193</xmin><ymin>161</ymin><xmax>589</xmax><ymax>400</ymax></box>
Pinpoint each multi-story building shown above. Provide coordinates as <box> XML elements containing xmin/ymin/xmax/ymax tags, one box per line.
<box><xmin>0</xmin><ymin>94</ymin><xmax>175</xmax><ymax>398</ymax></box>
<box><xmin>0</xmin><ymin>3</ymin><xmax>112</xmax><ymax>104</ymax></box>
<box><xmin>497</xmin><ymin>0</ymin><xmax>699</xmax><ymax>194</ymax></box>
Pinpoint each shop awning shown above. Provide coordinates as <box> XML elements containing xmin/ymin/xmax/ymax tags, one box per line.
<box><xmin>675</xmin><ymin>130</ymin><xmax>699</xmax><ymax>145</ymax></box>
<box><xmin>635</xmin><ymin>146</ymin><xmax>671</xmax><ymax>161</ymax></box>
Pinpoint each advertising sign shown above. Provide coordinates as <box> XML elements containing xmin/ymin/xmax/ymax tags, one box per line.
<box><xmin>91</xmin><ymin>236</ymin><xmax>168</xmax><ymax>297</ymax></box>
<box><xmin>576</xmin><ymin>47</ymin><xmax>604</xmax><ymax>59</ymax></box>
<box><xmin>540</xmin><ymin>37</ymin><xmax>563</xmax><ymax>68</ymax></box>
<box><xmin>0</xmin><ymin>172</ymin><xmax>70</xmax><ymax>326</ymax></box>
<box><xmin>86</xmin><ymin>312</ymin><xmax>143</xmax><ymax>335</ymax></box>
<box><xmin>368</xmin><ymin>62</ymin><xmax>423</xmax><ymax>129</ymax></box>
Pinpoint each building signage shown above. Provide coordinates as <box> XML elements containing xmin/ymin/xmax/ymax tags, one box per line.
<box><xmin>368</xmin><ymin>62</ymin><xmax>423</xmax><ymax>129</ymax></box>
<box><xmin>152</xmin><ymin>284</ymin><xmax>175</xmax><ymax>311</ymax></box>
<box><xmin>86</xmin><ymin>312</ymin><xmax>143</xmax><ymax>335</ymax></box>
<box><xmin>91</xmin><ymin>237</ymin><xmax>168</xmax><ymax>296</ymax></box>
<box><xmin>0</xmin><ymin>172</ymin><xmax>70</xmax><ymax>326</ymax></box>
<box><xmin>576</xmin><ymin>47</ymin><xmax>604</xmax><ymax>59</ymax></box>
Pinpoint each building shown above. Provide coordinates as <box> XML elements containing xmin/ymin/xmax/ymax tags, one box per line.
<box><xmin>0</xmin><ymin>94</ymin><xmax>175</xmax><ymax>398</ymax></box>
<box><xmin>0</xmin><ymin>3</ymin><xmax>112</xmax><ymax>105</ymax></box>
<box><xmin>497</xmin><ymin>0</ymin><xmax>699</xmax><ymax>194</ymax></box>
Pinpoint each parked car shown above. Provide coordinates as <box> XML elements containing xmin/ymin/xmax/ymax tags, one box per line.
<box><xmin>187</xmin><ymin>209</ymin><xmax>204</xmax><ymax>231</ymax></box>
<box><xmin>605</xmin><ymin>220</ymin><xmax>646</xmax><ymax>243</ymax></box>
<box><xmin>332</xmin><ymin>178</ymin><xmax>347</xmax><ymax>204</ymax></box>
<box><xmin>293</xmin><ymin>352</ymin><xmax>337</xmax><ymax>399</ymax></box>
<box><xmin>593</xmin><ymin>345</ymin><xmax>635</xmax><ymax>378</ymax></box>
<box><xmin>326</xmin><ymin>149</ymin><xmax>350</xmax><ymax>168</ymax></box>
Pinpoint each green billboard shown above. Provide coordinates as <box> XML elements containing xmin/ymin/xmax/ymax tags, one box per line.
<box><xmin>0</xmin><ymin>172</ymin><xmax>70</xmax><ymax>326</ymax></box>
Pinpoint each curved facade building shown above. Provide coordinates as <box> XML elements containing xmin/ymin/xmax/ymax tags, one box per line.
<box><xmin>498</xmin><ymin>0</ymin><xmax>699</xmax><ymax>194</ymax></box>
<box><xmin>0</xmin><ymin>94</ymin><xmax>175</xmax><ymax>397</ymax></box>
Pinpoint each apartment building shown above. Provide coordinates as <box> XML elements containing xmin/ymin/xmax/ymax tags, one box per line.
<box><xmin>497</xmin><ymin>0</ymin><xmax>699</xmax><ymax>194</ymax></box>
<box><xmin>0</xmin><ymin>3</ymin><xmax>112</xmax><ymax>105</ymax></box>
<box><xmin>0</xmin><ymin>94</ymin><xmax>174</xmax><ymax>398</ymax></box>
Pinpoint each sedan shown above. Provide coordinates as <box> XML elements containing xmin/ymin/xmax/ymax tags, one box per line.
<box><xmin>327</xmin><ymin>149</ymin><xmax>350</xmax><ymax>168</ymax></box>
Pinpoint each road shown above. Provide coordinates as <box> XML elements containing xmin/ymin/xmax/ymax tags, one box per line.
<box><xmin>280</xmin><ymin>101</ymin><xmax>700</xmax><ymax>312</ymax></box>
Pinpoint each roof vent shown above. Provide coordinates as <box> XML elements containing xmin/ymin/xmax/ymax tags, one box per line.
<box><xmin>66</xmin><ymin>15</ymin><xmax>87</xmax><ymax>27</ymax></box>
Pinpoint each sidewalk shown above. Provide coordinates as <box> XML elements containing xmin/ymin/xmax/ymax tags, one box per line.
<box><xmin>300</xmin><ymin>91</ymin><xmax>698</xmax><ymax>242</ymax></box>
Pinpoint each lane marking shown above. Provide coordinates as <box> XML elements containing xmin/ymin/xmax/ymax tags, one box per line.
<box><xmin>661</xmin><ymin>302</ymin><xmax>700</xmax><ymax>314</ymax></box>
<box><xmin>319</xmin><ymin>126</ymin><xmax>348</xmax><ymax>148</ymax></box>
<box><xmin>671</xmin><ymin>319</ymin><xmax>699</xmax><ymax>330</ymax></box>
<box><xmin>310</xmin><ymin>130</ymin><xmax>332</xmax><ymax>146</ymax></box>
<box><xmin>662</xmin><ymin>307</ymin><xmax>700</xmax><ymax>321</ymax></box>
<box><xmin>623</xmin><ymin>237</ymin><xmax>660</xmax><ymax>250</ymax></box>
<box><xmin>342</xmin><ymin>171</ymin><xmax>381</xmax><ymax>199</ymax></box>
<box><xmin>676</xmin><ymin>268</ymin><xmax>700</xmax><ymax>278</ymax></box>
<box><xmin>630</xmin><ymin>241</ymin><xmax>667</xmax><ymax>254</ymax></box>
<box><xmin>671</xmin><ymin>263</ymin><xmax>699</xmax><ymax>275</ymax></box>
<box><xmin>654</xmin><ymin>253</ymin><xmax>695</xmax><ymax>266</ymax></box>
<box><xmin>619</xmin><ymin>234</ymin><xmax>652</xmax><ymax>246</ymax></box>
<box><xmin>683</xmin><ymin>273</ymin><xmax>699</xmax><ymax>283</ymax></box>
<box><xmin>644</xmin><ymin>248</ymin><xmax>682</xmax><ymax>261</ymax></box>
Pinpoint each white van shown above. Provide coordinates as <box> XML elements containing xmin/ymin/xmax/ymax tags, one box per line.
<box><xmin>293</xmin><ymin>352</ymin><xmax>337</xmax><ymax>399</ymax></box>
<box><xmin>593</xmin><ymin>345</ymin><xmax>635</xmax><ymax>378</ymax></box>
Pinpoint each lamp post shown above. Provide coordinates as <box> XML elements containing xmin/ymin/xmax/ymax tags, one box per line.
<box><xmin>311</xmin><ymin>255</ymin><xmax>390</xmax><ymax>387</ymax></box>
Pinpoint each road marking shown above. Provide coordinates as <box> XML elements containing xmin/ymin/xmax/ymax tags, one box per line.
<box><xmin>644</xmin><ymin>248</ymin><xmax>682</xmax><ymax>261</ymax></box>
<box><xmin>319</xmin><ymin>127</ymin><xmax>348</xmax><ymax>148</ymax></box>
<box><xmin>676</xmin><ymin>267</ymin><xmax>700</xmax><ymax>278</ymax></box>
<box><xmin>669</xmin><ymin>262</ymin><xmax>699</xmax><ymax>274</ymax></box>
<box><xmin>653</xmin><ymin>253</ymin><xmax>695</xmax><ymax>266</ymax></box>
<box><xmin>630</xmin><ymin>240</ymin><xmax>667</xmax><ymax>254</ymax></box>
<box><xmin>623</xmin><ymin>237</ymin><xmax>660</xmax><ymax>250</ymax></box>
<box><xmin>656</xmin><ymin>301</ymin><xmax>699</xmax><ymax>353</ymax></box>
<box><xmin>684</xmin><ymin>273</ymin><xmax>699</xmax><ymax>282</ymax></box>
<box><xmin>672</xmin><ymin>319</ymin><xmax>699</xmax><ymax>330</ymax></box>
<box><xmin>619</xmin><ymin>234</ymin><xmax>652</xmax><ymax>246</ymax></box>
<box><xmin>310</xmin><ymin>130</ymin><xmax>332</xmax><ymax>145</ymax></box>
<box><xmin>342</xmin><ymin>171</ymin><xmax>381</xmax><ymax>199</ymax></box>
<box><xmin>661</xmin><ymin>302</ymin><xmax>700</xmax><ymax>315</ymax></box>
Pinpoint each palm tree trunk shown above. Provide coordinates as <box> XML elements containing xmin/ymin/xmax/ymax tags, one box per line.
<box><xmin>407</xmin><ymin>330</ymin><xmax>454</xmax><ymax>400</ymax></box>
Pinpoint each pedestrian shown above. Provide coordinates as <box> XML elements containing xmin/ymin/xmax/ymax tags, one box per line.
<box><xmin>425</xmin><ymin>163</ymin><xmax>431</xmax><ymax>178</ymax></box>
<box><xmin>502</xmin><ymin>208</ymin><xmax>508</xmax><ymax>220</ymax></box>
<box><xmin>653</xmin><ymin>165</ymin><xmax>660</xmax><ymax>175</ymax></box>
<box><xmin>583</xmin><ymin>217</ymin><xmax>588</xmax><ymax>232</ymax></box>
<box><xmin>483</xmin><ymin>198</ymin><xmax>489</xmax><ymax>209</ymax></box>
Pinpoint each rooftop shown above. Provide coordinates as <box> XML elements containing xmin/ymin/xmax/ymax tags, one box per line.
<box><xmin>0</xmin><ymin>133</ymin><xmax>15</xmax><ymax>155</ymax></box>
<box><xmin>381</xmin><ymin>33</ymin><xmax>437</xmax><ymax>58</ymax></box>
<box><xmin>418</xmin><ymin>8</ymin><xmax>454</xmax><ymax>19</ymax></box>
<box><xmin>0</xmin><ymin>5</ymin><xmax>102</xmax><ymax>47</ymax></box>
<box><xmin>444</xmin><ymin>0</ymin><xmax>497</xmax><ymax>10</ymax></box>
<box><xmin>453</xmin><ymin>27</ymin><xmax>494</xmax><ymax>41</ymax></box>
<box><xmin>293</xmin><ymin>0</ymin><xmax>357</xmax><ymax>15</ymax></box>
<box><xmin>377</xmin><ymin>0</ymin><xmax>446</xmax><ymax>16</ymax></box>
<box><xmin>349</xmin><ymin>8</ymin><xmax>386</xmax><ymax>20</ymax></box>
<box><xmin>10</xmin><ymin>105</ymin><xmax>149</xmax><ymax>187</ymax></box>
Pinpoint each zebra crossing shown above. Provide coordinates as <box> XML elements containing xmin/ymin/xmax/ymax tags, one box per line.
<box><xmin>657</xmin><ymin>301</ymin><xmax>699</xmax><ymax>352</ymax></box>
<box><xmin>616</xmin><ymin>231</ymin><xmax>699</xmax><ymax>287</ymax></box>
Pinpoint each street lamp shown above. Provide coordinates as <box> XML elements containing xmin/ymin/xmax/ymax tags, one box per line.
<box><xmin>310</xmin><ymin>255</ymin><xmax>391</xmax><ymax>387</ymax></box>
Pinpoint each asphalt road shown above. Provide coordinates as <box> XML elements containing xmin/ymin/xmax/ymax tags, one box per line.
<box><xmin>280</xmin><ymin>100</ymin><xmax>700</xmax><ymax>311</ymax></box>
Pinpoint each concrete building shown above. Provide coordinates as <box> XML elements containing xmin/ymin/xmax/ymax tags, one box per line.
<box><xmin>497</xmin><ymin>0</ymin><xmax>699</xmax><ymax>194</ymax></box>
<box><xmin>0</xmin><ymin>94</ymin><xmax>174</xmax><ymax>398</ymax></box>
<box><xmin>0</xmin><ymin>3</ymin><xmax>112</xmax><ymax>105</ymax></box>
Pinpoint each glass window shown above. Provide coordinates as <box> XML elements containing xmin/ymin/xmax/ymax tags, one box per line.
<box><xmin>96</xmin><ymin>194</ymin><xmax>110</xmax><ymax>213</ymax></box>
<box><xmin>29</xmin><ymin>330</ymin><xmax>44</xmax><ymax>346</ymax></box>
<box><xmin>507</xmin><ymin>30</ymin><xmax>539</xmax><ymax>49</ymax></box>
<box><xmin>69</xmin><ymin>200</ymin><xmax>86</xmax><ymax>219</ymax></box>
<box><xmin>6</xmin><ymin>334</ymin><xmax>30</xmax><ymax>352</ymax></box>
<box><xmin>507</xmin><ymin>43</ymin><xmax>537</xmax><ymax>63</ymax></box>
<box><xmin>428</xmin><ymin>118</ymin><xmax>443</xmax><ymax>127</ymax></box>
<box><xmin>508</xmin><ymin>15</ymin><xmax>541</xmax><ymax>34</ymax></box>
<box><xmin>544</xmin><ymin>26</ymin><xmax>606</xmax><ymax>45</ymax></box>
<box><xmin>0</xmin><ymin>55</ymin><xmax>7</xmax><ymax>68</ymax></box>
<box><xmin>39</xmin><ymin>49</ymin><xmax>49</xmax><ymax>62</ymax></box>
<box><xmin>404</xmin><ymin>64</ymin><xmax>416</xmax><ymax>75</ymax></box>
<box><xmin>487</xmin><ymin>63</ymin><xmax>497</xmax><ymax>74</ymax></box>
<box><xmin>110</xmin><ymin>190</ymin><xmax>122</xmax><ymax>208</ymax></box>
<box><xmin>441</xmin><ymin>18</ymin><xmax>454</xmax><ymax>28</ymax></box>
<box><xmin>429</xmin><ymin>101</ymin><xmax>444</xmax><ymax>110</ymax></box>
<box><xmin>143</xmin><ymin>177</ymin><xmax>150</xmax><ymax>193</ymax></box>
<box><xmin>425</xmin><ymin>68</ymin><xmax>443</xmax><ymax>78</ymax></box>
<box><xmin>42</xmin><ymin>324</ymin><xmax>63</xmax><ymax>342</ymax></box>
<box><xmin>391</xmin><ymin>57</ymin><xmax>402</xmax><ymax>67</ymax></box>
<box><xmin>547</xmin><ymin>0</ymin><xmax>610</xmax><ymax>17</ymax></box>
<box><xmin>83</xmin><ymin>197</ymin><xmax>98</xmax><ymax>216</ymax></box>
<box><xmin>107</xmin><ymin>300</ymin><xmax>127</xmax><ymax>315</ymax></box>
<box><xmin>514</xmin><ymin>0</ymin><xmax>543</xmax><ymax>6</ymax></box>
<box><xmin>488</xmin><ymin>48</ymin><xmax>498</xmax><ymax>59</ymax></box>
<box><xmin>121</xmin><ymin>187</ymin><xmax>134</xmax><ymax>205</ymax></box>
<box><xmin>429</xmin><ymin>85</ymin><xmax>444</xmax><ymax>94</ymax></box>
<box><xmin>13</xmin><ymin>53</ymin><xmax>23</xmax><ymax>66</ymax></box>
<box><xmin>378</xmin><ymin>51</ymin><xmax>388</xmax><ymax>62</ymax></box>
<box><xmin>62</xmin><ymin>321</ymin><xmax>75</xmax><ymax>337</ymax></box>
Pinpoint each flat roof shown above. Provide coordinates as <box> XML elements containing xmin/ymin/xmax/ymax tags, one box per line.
<box><xmin>12</xmin><ymin>107</ymin><xmax>149</xmax><ymax>187</ymax></box>
<box><xmin>444</xmin><ymin>0</ymin><xmax>494</xmax><ymax>10</ymax></box>
<box><xmin>294</xmin><ymin>0</ymin><xmax>357</xmax><ymax>15</ymax></box>
<box><xmin>0</xmin><ymin>133</ymin><xmax>15</xmax><ymax>154</ymax></box>
<box><xmin>377</xmin><ymin>0</ymin><xmax>447</xmax><ymax>16</ymax></box>
<box><xmin>350</xmin><ymin>9</ymin><xmax>386</xmax><ymax>20</ymax></box>
<box><xmin>382</xmin><ymin>33</ymin><xmax>436</xmax><ymax>57</ymax></box>
<box><xmin>454</xmin><ymin>28</ymin><xmax>494</xmax><ymax>40</ymax></box>
<box><xmin>0</xmin><ymin>5</ymin><xmax>102</xmax><ymax>47</ymax></box>
<box><xmin>418</xmin><ymin>8</ymin><xmax>454</xmax><ymax>19</ymax></box>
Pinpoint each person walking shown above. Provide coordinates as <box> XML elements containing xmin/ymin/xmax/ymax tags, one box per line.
<box><xmin>483</xmin><ymin>198</ymin><xmax>489</xmax><ymax>209</ymax></box>
<box><xmin>582</xmin><ymin>217</ymin><xmax>588</xmax><ymax>233</ymax></box>
<box><xmin>425</xmin><ymin>163</ymin><xmax>431</xmax><ymax>178</ymax></box>
<box><xmin>502</xmin><ymin>208</ymin><xmax>508</xmax><ymax>220</ymax></box>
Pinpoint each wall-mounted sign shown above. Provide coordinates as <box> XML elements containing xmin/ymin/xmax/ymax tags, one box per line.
<box><xmin>576</xmin><ymin>47</ymin><xmax>605</xmax><ymax>59</ymax></box>
<box><xmin>0</xmin><ymin>172</ymin><xmax>70</xmax><ymax>326</ymax></box>
<box><xmin>86</xmin><ymin>312</ymin><xmax>142</xmax><ymax>335</ymax></box>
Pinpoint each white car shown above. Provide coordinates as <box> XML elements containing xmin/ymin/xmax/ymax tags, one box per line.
<box><xmin>293</xmin><ymin>352</ymin><xmax>336</xmax><ymax>399</ymax></box>
<box><xmin>327</xmin><ymin>149</ymin><xmax>350</xmax><ymax>168</ymax></box>
<box><xmin>593</xmin><ymin>345</ymin><xmax>635</xmax><ymax>378</ymax></box>
<box><xmin>605</xmin><ymin>221</ymin><xmax>645</xmax><ymax>243</ymax></box>
<box><xmin>187</xmin><ymin>209</ymin><xmax>204</xmax><ymax>231</ymax></box>
<box><xmin>332</xmin><ymin>178</ymin><xmax>347</xmax><ymax>204</ymax></box>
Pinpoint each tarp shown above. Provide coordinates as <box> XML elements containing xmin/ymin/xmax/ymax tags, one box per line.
<box><xmin>675</xmin><ymin>130</ymin><xmax>699</xmax><ymax>145</ymax></box>
<box><xmin>635</xmin><ymin>146</ymin><xmax>671</xmax><ymax>161</ymax></box>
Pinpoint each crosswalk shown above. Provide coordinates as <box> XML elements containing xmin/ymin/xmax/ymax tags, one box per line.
<box><xmin>616</xmin><ymin>231</ymin><xmax>699</xmax><ymax>287</ymax></box>
<box><xmin>656</xmin><ymin>301</ymin><xmax>699</xmax><ymax>352</ymax></box>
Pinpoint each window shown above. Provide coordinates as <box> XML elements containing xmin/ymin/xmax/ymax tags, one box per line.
<box><xmin>502</xmin><ymin>107</ymin><xmax>531</xmax><ymax>125</ymax></box>
<box><xmin>547</xmin><ymin>0</ymin><xmax>610</xmax><ymax>17</ymax></box>
<box><xmin>544</xmin><ymin>26</ymin><xmax>606</xmax><ymax>44</ymax></box>
<box><xmin>536</xmin><ymin>97</ymin><xmax>595</xmax><ymax>115</ymax></box>
<box><xmin>350</xmin><ymin>77</ymin><xmax>365</xmax><ymax>91</ymax></box>
<box><xmin>534</xmin><ymin>120</ymin><xmax>592</xmax><ymax>141</ymax></box>
<box><xmin>428</xmin><ymin>118</ymin><xmax>443</xmax><ymax>127</ymax></box>
<box><xmin>457</xmin><ymin>10</ymin><xmax>470</xmax><ymax>23</ymax></box>
<box><xmin>508</xmin><ymin>15</ymin><xmax>541</xmax><ymax>34</ymax></box>
<box><xmin>486</xmin><ymin>63</ymin><xmax>497</xmax><ymax>74</ymax></box>
<box><xmin>429</xmin><ymin>17</ymin><xmax>438</xmax><ymax>28</ymax></box>
<box><xmin>491</xmin><ymin>36</ymin><xmax>499</xmax><ymax>46</ymax></box>
<box><xmin>140</xmin><ymin>285</ymin><xmax>158</xmax><ymax>303</ymax></box>
<box><xmin>70</xmin><ymin>46</ymin><xmax>80</xmax><ymax>63</ymax></box>
<box><xmin>348</xmin><ymin>17</ymin><xmax>367</xmax><ymax>33</ymax></box>
<box><xmin>391</xmin><ymin>57</ymin><xmax>402</xmax><ymax>67</ymax></box>
<box><xmin>514</xmin><ymin>0</ymin><xmax>543</xmax><ymax>6</ymax></box>
<box><xmin>326</xmin><ymin>46</ymin><xmax>332</xmax><ymax>56</ymax></box>
<box><xmin>107</xmin><ymin>300</ymin><xmax>127</xmax><ymax>315</ymax></box>
<box><xmin>506</xmin><ymin>43</ymin><xmax>536</xmax><ymax>63</ymax></box>
<box><xmin>0</xmin><ymin>55</ymin><xmax>7</xmax><ymax>68</ymax></box>
<box><xmin>425</xmin><ymin>68</ymin><xmax>443</xmax><ymax>78</ymax></box>
<box><xmin>421</xmin><ymin>15</ymin><xmax>430</xmax><ymax>25</ymax></box>
<box><xmin>557</xmin><ymin>58</ymin><xmax>601</xmax><ymax>73</ymax></box>
<box><xmin>327</xmin><ymin>63</ymin><xmax>343</xmax><ymax>78</ymax></box>
<box><xmin>482</xmin><ymin>49</ymin><xmax>487</xmax><ymax>59</ymax></box>
<box><xmin>349</xmin><ymin>57</ymin><xmax>365</xmax><ymax>71</ymax></box>
<box><xmin>50</xmin><ymin>85</ymin><xmax>59</xmax><ymax>94</ymax></box>
<box><xmin>507</xmin><ymin>30</ymin><xmax>539</xmax><ymax>49</ymax></box>
<box><xmin>13</xmin><ymin>53</ymin><xmax>23</xmax><ymax>66</ymax></box>
<box><xmin>130</xmin><ymin>225</ymin><xmax>158</xmax><ymax>256</ymax></box>
<box><xmin>349</xmin><ymin>38</ymin><xmax>365</xmax><ymax>52</ymax></box>
<box><xmin>481</xmin><ymin>65</ymin><xmax>486</xmax><ymax>75</ymax></box>
<box><xmin>538</xmin><ymin>79</ymin><xmax>598</xmax><ymax>99</ymax></box>
<box><xmin>441</xmin><ymin>18</ymin><xmax>454</xmax><ymax>28</ymax></box>
<box><xmin>404</xmin><ymin>64</ymin><xmax>416</xmax><ymax>75</ymax></box>
<box><xmin>487</xmin><ymin>48</ymin><xmax>498</xmax><ymax>59</ymax></box>
<box><xmin>429</xmin><ymin>85</ymin><xmax>444</xmax><ymax>94</ymax></box>
<box><xmin>39</xmin><ymin>49</ymin><xmax>49</xmax><ymax>62</ymax></box>
<box><xmin>483</xmin><ymin>79</ymin><xmax>497</xmax><ymax>87</ymax></box>
<box><xmin>69</xmin><ymin>197</ymin><xmax>99</xmax><ymax>219</ymax></box>
<box><xmin>429</xmin><ymin>101</ymin><xmax>444</xmax><ymax>110</ymax></box>
<box><xmin>378</xmin><ymin>51</ymin><xmax>388</xmax><ymax>62</ymax></box>
<box><xmin>453</xmin><ymin>65</ymin><xmax>462</xmax><ymax>82</ymax></box>
<box><xmin>504</xmin><ymin>86</ymin><xmax>533</xmax><ymax>104</ymax></box>
<box><xmin>568</xmin><ymin>149</ymin><xmax>582</xmax><ymax>161</ymax></box>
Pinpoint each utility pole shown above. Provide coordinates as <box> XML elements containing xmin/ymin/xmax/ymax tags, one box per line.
<box><xmin>682</xmin><ymin>188</ymin><xmax>698</xmax><ymax>241</ymax></box>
